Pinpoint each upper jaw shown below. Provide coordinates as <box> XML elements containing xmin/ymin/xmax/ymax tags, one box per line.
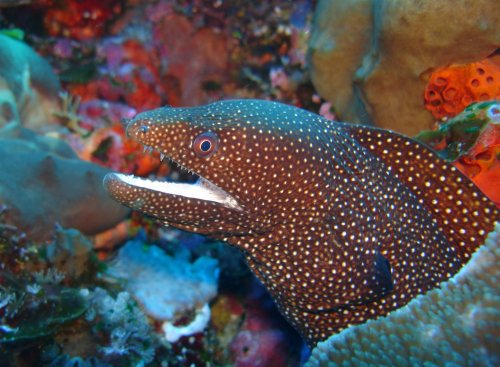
<box><xmin>109</xmin><ymin>136</ymin><xmax>242</xmax><ymax>211</ymax></box>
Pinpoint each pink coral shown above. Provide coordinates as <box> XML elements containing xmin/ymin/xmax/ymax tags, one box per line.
<box><xmin>319</xmin><ymin>101</ymin><xmax>336</xmax><ymax>121</ymax></box>
<box><xmin>78</xmin><ymin>99</ymin><xmax>136</xmax><ymax>130</ymax></box>
<box><xmin>230</xmin><ymin>329</ymin><xmax>288</xmax><ymax>367</ymax></box>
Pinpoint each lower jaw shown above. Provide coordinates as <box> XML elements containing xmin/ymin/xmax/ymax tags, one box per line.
<box><xmin>110</xmin><ymin>172</ymin><xmax>241</xmax><ymax>211</ymax></box>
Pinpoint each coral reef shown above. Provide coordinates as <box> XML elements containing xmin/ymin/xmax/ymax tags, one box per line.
<box><xmin>0</xmin><ymin>124</ymin><xmax>129</xmax><ymax>240</ymax></box>
<box><xmin>0</xmin><ymin>225</ymin><xmax>88</xmax><ymax>365</ymax></box>
<box><xmin>309</xmin><ymin>0</ymin><xmax>500</xmax><ymax>135</ymax></box>
<box><xmin>3</xmin><ymin>1</ymin><xmax>495</xmax><ymax>365</ymax></box>
<box><xmin>67</xmin><ymin>38</ymin><xmax>165</xmax><ymax>111</ymax></box>
<box><xmin>0</xmin><ymin>1</ymin><xmax>312</xmax><ymax>365</ymax></box>
<box><xmin>231</xmin><ymin>330</ymin><xmax>289</xmax><ymax>367</ymax></box>
<box><xmin>424</xmin><ymin>55</ymin><xmax>500</xmax><ymax>119</ymax></box>
<box><xmin>45</xmin><ymin>227</ymin><xmax>99</xmax><ymax>282</ymax></box>
<box><xmin>0</xmin><ymin>215</ymin><xmax>174</xmax><ymax>367</ymax></box>
<box><xmin>0</xmin><ymin>276</ymin><xmax>87</xmax><ymax>348</ymax></box>
<box><xmin>0</xmin><ymin>1</ymin><xmax>40</xmax><ymax>7</ymax></box>
<box><xmin>306</xmin><ymin>223</ymin><xmax>500</xmax><ymax>367</ymax></box>
<box><xmin>44</xmin><ymin>0</ymin><xmax>123</xmax><ymax>41</ymax></box>
<box><xmin>56</xmin><ymin>0</ymin><xmax>317</xmax><ymax>114</ymax></box>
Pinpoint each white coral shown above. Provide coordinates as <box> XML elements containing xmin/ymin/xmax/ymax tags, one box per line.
<box><xmin>105</xmin><ymin>240</ymin><xmax>219</xmax><ymax>325</ymax></box>
<box><xmin>85</xmin><ymin>288</ymin><xmax>155</xmax><ymax>363</ymax></box>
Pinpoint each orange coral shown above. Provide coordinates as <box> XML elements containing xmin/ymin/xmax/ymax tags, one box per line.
<box><xmin>424</xmin><ymin>55</ymin><xmax>500</xmax><ymax>119</ymax></box>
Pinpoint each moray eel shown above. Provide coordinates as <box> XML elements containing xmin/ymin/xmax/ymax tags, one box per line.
<box><xmin>103</xmin><ymin>99</ymin><xmax>499</xmax><ymax>346</ymax></box>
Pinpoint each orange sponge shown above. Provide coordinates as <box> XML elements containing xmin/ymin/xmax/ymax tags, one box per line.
<box><xmin>424</xmin><ymin>55</ymin><xmax>500</xmax><ymax>119</ymax></box>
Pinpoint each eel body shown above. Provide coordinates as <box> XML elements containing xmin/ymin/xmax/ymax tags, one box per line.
<box><xmin>103</xmin><ymin>99</ymin><xmax>499</xmax><ymax>346</ymax></box>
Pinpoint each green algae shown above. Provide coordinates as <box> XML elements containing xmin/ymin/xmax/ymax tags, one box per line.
<box><xmin>415</xmin><ymin>101</ymin><xmax>498</xmax><ymax>161</ymax></box>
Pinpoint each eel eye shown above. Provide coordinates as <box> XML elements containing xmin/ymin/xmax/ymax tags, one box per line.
<box><xmin>193</xmin><ymin>131</ymin><xmax>219</xmax><ymax>158</ymax></box>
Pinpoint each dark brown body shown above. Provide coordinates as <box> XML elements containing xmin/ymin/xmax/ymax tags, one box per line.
<box><xmin>104</xmin><ymin>99</ymin><xmax>499</xmax><ymax>346</ymax></box>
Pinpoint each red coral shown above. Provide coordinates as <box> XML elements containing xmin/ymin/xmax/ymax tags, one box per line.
<box><xmin>44</xmin><ymin>0</ymin><xmax>122</xmax><ymax>40</ymax></box>
<box><xmin>424</xmin><ymin>55</ymin><xmax>500</xmax><ymax>119</ymax></box>
<box><xmin>67</xmin><ymin>39</ymin><xmax>165</xmax><ymax>110</ymax></box>
<box><xmin>80</xmin><ymin>123</ymin><xmax>168</xmax><ymax>177</ymax></box>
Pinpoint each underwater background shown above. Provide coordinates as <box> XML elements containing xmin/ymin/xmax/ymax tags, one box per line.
<box><xmin>0</xmin><ymin>0</ymin><xmax>498</xmax><ymax>366</ymax></box>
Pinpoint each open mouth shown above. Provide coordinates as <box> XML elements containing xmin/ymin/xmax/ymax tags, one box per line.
<box><xmin>107</xmin><ymin>146</ymin><xmax>241</xmax><ymax>211</ymax></box>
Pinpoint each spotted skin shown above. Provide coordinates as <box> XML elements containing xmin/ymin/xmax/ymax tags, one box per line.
<box><xmin>104</xmin><ymin>99</ymin><xmax>499</xmax><ymax>346</ymax></box>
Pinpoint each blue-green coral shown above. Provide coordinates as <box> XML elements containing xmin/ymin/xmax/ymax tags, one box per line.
<box><xmin>306</xmin><ymin>223</ymin><xmax>500</xmax><ymax>367</ymax></box>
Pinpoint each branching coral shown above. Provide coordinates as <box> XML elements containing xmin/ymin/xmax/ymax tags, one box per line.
<box><xmin>306</xmin><ymin>223</ymin><xmax>500</xmax><ymax>367</ymax></box>
<box><xmin>84</xmin><ymin>288</ymin><xmax>157</xmax><ymax>364</ymax></box>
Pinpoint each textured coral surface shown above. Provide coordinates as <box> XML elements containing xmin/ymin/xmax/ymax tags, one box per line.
<box><xmin>424</xmin><ymin>55</ymin><xmax>500</xmax><ymax>119</ymax></box>
<box><xmin>309</xmin><ymin>0</ymin><xmax>500</xmax><ymax>135</ymax></box>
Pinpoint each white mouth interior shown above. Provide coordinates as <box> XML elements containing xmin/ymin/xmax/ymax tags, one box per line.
<box><xmin>116</xmin><ymin>173</ymin><xmax>241</xmax><ymax>210</ymax></box>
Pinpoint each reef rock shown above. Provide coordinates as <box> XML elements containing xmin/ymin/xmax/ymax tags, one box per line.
<box><xmin>306</xmin><ymin>223</ymin><xmax>500</xmax><ymax>366</ymax></box>
<box><xmin>309</xmin><ymin>0</ymin><xmax>500</xmax><ymax>136</ymax></box>
<box><xmin>0</xmin><ymin>33</ymin><xmax>61</xmax><ymax>130</ymax></box>
<box><xmin>105</xmin><ymin>240</ymin><xmax>219</xmax><ymax>343</ymax></box>
<box><xmin>0</xmin><ymin>125</ymin><xmax>129</xmax><ymax>240</ymax></box>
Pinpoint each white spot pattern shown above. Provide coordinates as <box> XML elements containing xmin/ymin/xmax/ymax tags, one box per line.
<box><xmin>104</xmin><ymin>99</ymin><xmax>499</xmax><ymax>346</ymax></box>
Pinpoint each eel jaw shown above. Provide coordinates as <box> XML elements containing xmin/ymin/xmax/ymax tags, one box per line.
<box><xmin>105</xmin><ymin>172</ymin><xmax>242</xmax><ymax>211</ymax></box>
<box><xmin>104</xmin><ymin>138</ymin><xmax>241</xmax><ymax>212</ymax></box>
